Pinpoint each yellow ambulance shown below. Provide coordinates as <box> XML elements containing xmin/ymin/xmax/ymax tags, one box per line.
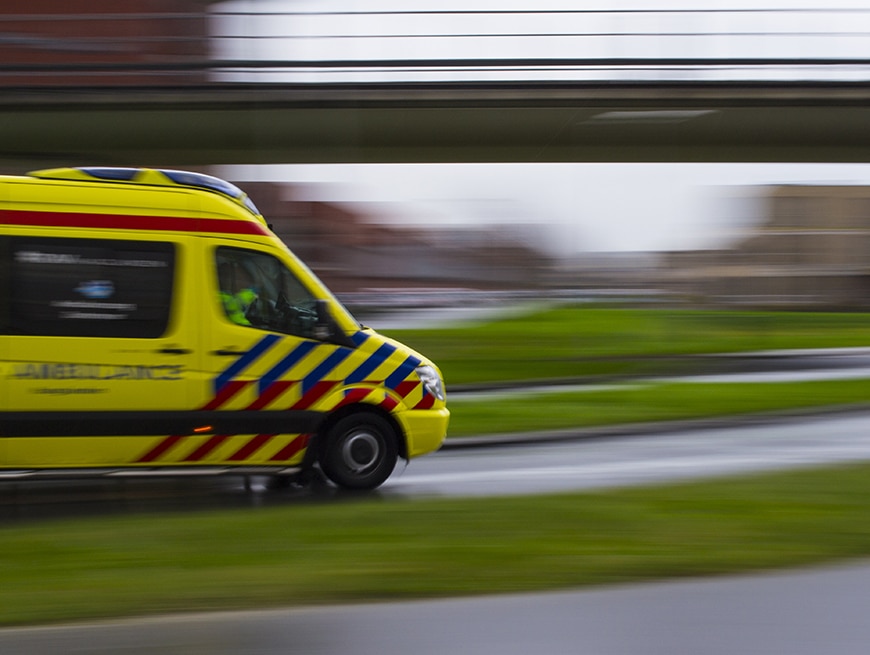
<box><xmin>0</xmin><ymin>167</ymin><xmax>448</xmax><ymax>490</ymax></box>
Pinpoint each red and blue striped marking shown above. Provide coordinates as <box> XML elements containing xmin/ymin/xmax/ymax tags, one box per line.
<box><xmin>136</xmin><ymin>332</ymin><xmax>432</xmax><ymax>464</ymax></box>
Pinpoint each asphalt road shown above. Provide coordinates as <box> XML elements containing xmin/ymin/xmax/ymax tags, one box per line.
<box><xmin>383</xmin><ymin>409</ymin><xmax>870</xmax><ymax>498</ymax></box>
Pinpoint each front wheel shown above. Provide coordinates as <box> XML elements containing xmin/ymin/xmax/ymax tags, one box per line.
<box><xmin>319</xmin><ymin>414</ymin><xmax>399</xmax><ymax>490</ymax></box>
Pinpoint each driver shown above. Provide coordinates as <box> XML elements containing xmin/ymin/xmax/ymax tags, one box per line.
<box><xmin>218</xmin><ymin>262</ymin><xmax>259</xmax><ymax>326</ymax></box>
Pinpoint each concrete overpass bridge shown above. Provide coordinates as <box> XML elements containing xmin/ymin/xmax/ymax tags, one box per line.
<box><xmin>2</xmin><ymin>79</ymin><xmax>870</xmax><ymax>168</ymax></box>
<box><xmin>3</xmin><ymin>6</ymin><xmax>870</xmax><ymax>168</ymax></box>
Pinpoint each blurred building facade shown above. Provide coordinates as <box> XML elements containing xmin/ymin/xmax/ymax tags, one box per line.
<box><xmin>0</xmin><ymin>1</ymin><xmax>211</xmax><ymax>87</ymax></box>
<box><xmin>239</xmin><ymin>182</ymin><xmax>552</xmax><ymax>296</ymax></box>
<box><xmin>662</xmin><ymin>185</ymin><xmax>870</xmax><ymax>309</ymax></box>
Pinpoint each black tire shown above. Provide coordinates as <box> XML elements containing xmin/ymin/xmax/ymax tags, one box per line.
<box><xmin>319</xmin><ymin>414</ymin><xmax>399</xmax><ymax>490</ymax></box>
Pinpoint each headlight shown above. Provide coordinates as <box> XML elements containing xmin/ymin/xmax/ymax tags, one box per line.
<box><xmin>415</xmin><ymin>365</ymin><xmax>445</xmax><ymax>401</ymax></box>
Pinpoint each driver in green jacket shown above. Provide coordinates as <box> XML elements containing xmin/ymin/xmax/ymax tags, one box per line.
<box><xmin>219</xmin><ymin>262</ymin><xmax>258</xmax><ymax>326</ymax></box>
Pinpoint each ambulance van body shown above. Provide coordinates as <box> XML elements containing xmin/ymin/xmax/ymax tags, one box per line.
<box><xmin>0</xmin><ymin>167</ymin><xmax>448</xmax><ymax>490</ymax></box>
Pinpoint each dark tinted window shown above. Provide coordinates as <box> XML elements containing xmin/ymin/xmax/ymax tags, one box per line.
<box><xmin>216</xmin><ymin>246</ymin><xmax>320</xmax><ymax>339</ymax></box>
<box><xmin>7</xmin><ymin>237</ymin><xmax>174</xmax><ymax>338</ymax></box>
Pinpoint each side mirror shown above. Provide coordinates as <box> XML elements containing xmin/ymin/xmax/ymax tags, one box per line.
<box><xmin>314</xmin><ymin>299</ymin><xmax>331</xmax><ymax>340</ymax></box>
<box><xmin>314</xmin><ymin>299</ymin><xmax>355</xmax><ymax>348</ymax></box>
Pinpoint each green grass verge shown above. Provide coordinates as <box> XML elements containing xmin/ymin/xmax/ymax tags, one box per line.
<box><xmin>3</xmin><ymin>462</ymin><xmax>870</xmax><ymax>626</ymax></box>
<box><xmin>384</xmin><ymin>307</ymin><xmax>870</xmax><ymax>385</ymax></box>
<box><xmin>447</xmin><ymin>378</ymin><xmax>870</xmax><ymax>436</ymax></box>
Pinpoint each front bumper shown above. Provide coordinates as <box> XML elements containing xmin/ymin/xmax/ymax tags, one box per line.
<box><xmin>397</xmin><ymin>407</ymin><xmax>450</xmax><ymax>459</ymax></box>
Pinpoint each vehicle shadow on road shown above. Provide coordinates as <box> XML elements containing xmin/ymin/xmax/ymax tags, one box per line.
<box><xmin>0</xmin><ymin>472</ymin><xmax>379</xmax><ymax>525</ymax></box>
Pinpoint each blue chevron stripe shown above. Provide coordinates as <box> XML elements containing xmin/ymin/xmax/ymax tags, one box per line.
<box><xmin>351</xmin><ymin>331</ymin><xmax>369</xmax><ymax>347</ymax></box>
<box><xmin>301</xmin><ymin>347</ymin><xmax>353</xmax><ymax>394</ymax></box>
<box><xmin>214</xmin><ymin>334</ymin><xmax>281</xmax><ymax>394</ymax></box>
<box><xmin>345</xmin><ymin>342</ymin><xmax>397</xmax><ymax>384</ymax></box>
<box><xmin>259</xmin><ymin>340</ymin><xmax>318</xmax><ymax>395</ymax></box>
<box><xmin>385</xmin><ymin>354</ymin><xmax>422</xmax><ymax>390</ymax></box>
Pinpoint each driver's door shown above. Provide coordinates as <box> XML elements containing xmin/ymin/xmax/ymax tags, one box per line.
<box><xmin>190</xmin><ymin>241</ymin><xmax>345</xmax><ymax>466</ymax></box>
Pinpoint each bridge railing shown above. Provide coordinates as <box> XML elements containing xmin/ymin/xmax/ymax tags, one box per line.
<box><xmin>2</xmin><ymin>7</ymin><xmax>870</xmax><ymax>86</ymax></box>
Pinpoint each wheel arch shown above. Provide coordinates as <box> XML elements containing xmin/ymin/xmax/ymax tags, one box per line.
<box><xmin>315</xmin><ymin>403</ymin><xmax>408</xmax><ymax>462</ymax></box>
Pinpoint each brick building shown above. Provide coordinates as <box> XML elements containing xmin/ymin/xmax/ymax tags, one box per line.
<box><xmin>0</xmin><ymin>2</ymin><xmax>212</xmax><ymax>87</ymax></box>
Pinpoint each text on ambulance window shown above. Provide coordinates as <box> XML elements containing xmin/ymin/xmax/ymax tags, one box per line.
<box><xmin>7</xmin><ymin>237</ymin><xmax>174</xmax><ymax>338</ymax></box>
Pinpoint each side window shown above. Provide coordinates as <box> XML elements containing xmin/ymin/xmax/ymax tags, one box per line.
<box><xmin>9</xmin><ymin>237</ymin><xmax>174</xmax><ymax>338</ymax></box>
<box><xmin>216</xmin><ymin>246</ymin><xmax>320</xmax><ymax>339</ymax></box>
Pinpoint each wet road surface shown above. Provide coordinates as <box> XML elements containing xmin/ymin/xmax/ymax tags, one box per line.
<box><xmin>384</xmin><ymin>409</ymin><xmax>870</xmax><ymax>498</ymax></box>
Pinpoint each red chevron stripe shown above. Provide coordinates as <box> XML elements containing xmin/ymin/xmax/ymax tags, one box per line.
<box><xmin>381</xmin><ymin>395</ymin><xmax>399</xmax><ymax>411</ymax></box>
<box><xmin>292</xmin><ymin>381</ymin><xmax>338</xmax><ymax>410</ymax></box>
<box><xmin>137</xmin><ymin>434</ymin><xmax>184</xmax><ymax>463</ymax></box>
<box><xmin>269</xmin><ymin>434</ymin><xmax>310</xmax><ymax>461</ymax></box>
<box><xmin>393</xmin><ymin>380</ymin><xmax>419</xmax><ymax>398</ymax></box>
<box><xmin>414</xmin><ymin>394</ymin><xmax>436</xmax><ymax>410</ymax></box>
<box><xmin>228</xmin><ymin>434</ymin><xmax>274</xmax><ymax>461</ymax></box>
<box><xmin>202</xmin><ymin>380</ymin><xmax>250</xmax><ymax>410</ymax></box>
<box><xmin>248</xmin><ymin>380</ymin><xmax>296</xmax><ymax>410</ymax></box>
<box><xmin>336</xmin><ymin>388</ymin><xmax>371</xmax><ymax>409</ymax></box>
<box><xmin>183</xmin><ymin>434</ymin><xmax>230</xmax><ymax>462</ymax></box>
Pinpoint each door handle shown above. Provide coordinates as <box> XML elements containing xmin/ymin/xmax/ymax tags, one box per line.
<box><xmin>158</xmin><ymin>347</ymin><xmax>192</xmax><ymax>355</ymax></box>
<box><xmin>212</xmin><ymin>349</ymin><xmax>247</xmax><ymax>356</ymax></box>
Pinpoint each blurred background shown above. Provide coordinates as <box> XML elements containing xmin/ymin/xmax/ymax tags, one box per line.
<box><xmin>8</xmin><ymin>3</ymin><xmax>870</xmax><ymax>648</ymax></box>
<box><xmin>4</xmin><ymin>1</ymin><xmax>870</xmax><ymax>323</ymax></box>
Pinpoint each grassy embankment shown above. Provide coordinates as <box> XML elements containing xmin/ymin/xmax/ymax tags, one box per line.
<box><xmin>383</xmin><ymin>307</ymin><xmax>870</xmax><ymax>436</ymax></box>
<box><xmin>3</xmin><ymin>462</ymin><xmax>870</xmax><ymax>626</ymax></box>
<box><xmin>385</xmin><ymin>306</ymin><xmax>870</xmax><ymax>384</ymax></box>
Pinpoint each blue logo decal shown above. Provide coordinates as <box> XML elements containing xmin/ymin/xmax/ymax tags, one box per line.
<box><xmin>75</xmin><ymin>280</ymin><xmax>115</xmax><ymax>299</ymax></box>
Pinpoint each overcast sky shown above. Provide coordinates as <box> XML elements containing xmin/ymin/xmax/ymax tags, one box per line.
<box><xmin>218</xmin><ymin>163</ymin><xmax>870</xmax><ymax>255</ymax></box>
<box><xmin>215</xmin><ymin>2</ymin><xmax>870</xmax><ymax>254</ymax></box>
